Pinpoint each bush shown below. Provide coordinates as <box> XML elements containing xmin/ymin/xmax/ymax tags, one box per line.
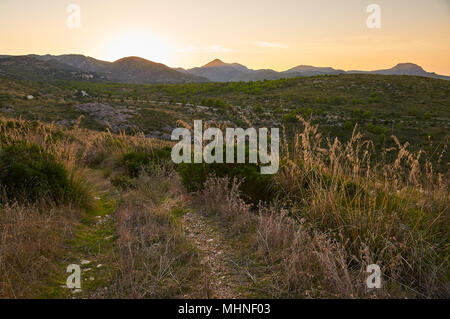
<box><xmin>0</xmin><ymin>142</ymin><xmax>90</xmax><ymax>206</ymax></box>
<box><xmin>120</xmin><ymin>147</ymin><xmax>172</xmax><ymax>177</ymax></box>
<box><xmin>362</xmin><ymin>110</ymin><xmax>372</xmax><ymax>119</ymax></box>
<box><xmin>177</xmin><ymin>147</ymin><xmax>273</xmax><ymax>204</ymax></box>
<box><xmin>343</xmin><ymin>120</ymin><xmax>354</xmax><ymax>130</ymax></box>
<box><xmin>282</xmin><ymin>113</ymin><xmax>297</xmax><ymax>123</ymax></box>
<box><xmin>111</xmin><ymin>175</ymin><xmax>136</xmax><ymax>190</ymax></box>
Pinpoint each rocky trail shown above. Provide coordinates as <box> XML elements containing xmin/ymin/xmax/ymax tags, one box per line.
<box><xmin>182</xmin><ymin>209</ymin><xmax>249</xmax><ymax>299</ymax></box>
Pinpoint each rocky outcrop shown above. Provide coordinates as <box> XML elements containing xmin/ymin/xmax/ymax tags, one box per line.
<box><xmin>76</xmin><ymin>103</ymin><xmax>137</xmax><ymax>132</ymax></box>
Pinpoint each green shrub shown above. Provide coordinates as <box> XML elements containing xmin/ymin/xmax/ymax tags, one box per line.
<box><xmin>120</xmin><ymin>147</ymin><xmax>172</xmax><ymax>177</ymax></box>
<box><xmin>252</xmin><ymin>105</ymin><xmax>263</xmax><ymax>113</ymax></box>
<box><xmin>0</xmin><ymin>142</ymin><xmax>91</xmax><ymax>206</ymax></box>
<box><xmin>343</xmin><ymin>120</ymin><xmax>354</xmax><ymax>130</ymax></box>
<box><xmin>362</xmin><ymin>110</ymin><xmax>372</xmax><ymax>119</ymax></box>
<box><xmin>378</xmin><ymin>133</ymin><xmax>386</xmax><ymax>144</ymax></box>
<box><xmin>177</xmin><ymin>146</ymin><xmax>273</xmax><ymax>204</ymax></box>
<box><xmin>111</xmin><ymin>175</ymin><xmax>136</xmax><ymax>190</ymax></box>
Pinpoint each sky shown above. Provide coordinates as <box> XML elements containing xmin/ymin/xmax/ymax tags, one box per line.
<box><xmin>0</xmin><ymin>0</ymin><xmax>449</xmax><ymax>74</ymax></box>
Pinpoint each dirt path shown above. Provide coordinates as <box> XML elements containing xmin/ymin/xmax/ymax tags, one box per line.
<box><xmin>182</xmin><ymin>210</ymin><xmax>248</xmax><ymax>299</ymax></box>
<box><xmin>43</xmin><ymin>170</ymin><xmax>118</xmax><ymax>298</ymax></box>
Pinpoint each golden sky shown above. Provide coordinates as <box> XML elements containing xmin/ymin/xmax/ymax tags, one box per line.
<box><xmin>1</xmin><ymin>0</ymin><xmax>449</xmax><ymax>74</ymax></box>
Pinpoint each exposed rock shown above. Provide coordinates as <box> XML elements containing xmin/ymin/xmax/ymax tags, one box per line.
<box><xmin>76</xmin><ymin>103</ymin><xmax>136</xmax><ymax>132</ymax></box>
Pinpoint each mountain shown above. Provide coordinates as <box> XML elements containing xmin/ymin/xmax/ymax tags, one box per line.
<box><xmin>187</xmin><ymin>59</ymin><xmax>450</xmax><ymax>82</ymax></box>
<box><xmin>105</xmin><ymin>56</ymin><xmax>207</xmax><ymax>83</ymax></box>
<box><xmin>201</xmin><ymin>58</ymin><xmax>245</xmax><ymax>69</ymax></box>
<box><xmin>187</xmin><ymin>59</ymin><xmax>250</xmax><ymax>82</ymax></box>
<box><xmin>0</xmin><ymin>54</ymin><xmax>207</xmax><ymax>84</ymax></box>
<box><xmin>187</xmin><ymin>58</ymin><xmax>299</xmax><ymax>82</ymax></box>
<box><xmin>349</xmin><ymin>63</ymin><xmax>450</xmax><ymax>80</ymax></box>
<box><xmin>30</xmin><ymin>54</ymin><xmax>111</xmax><ymax>74</ymax></box>
<box><xmin>375</xmin><ymin>63</ymin><xmax>428</xmax><ymax>76</ymax></box>
<box><xmin>0</xmin><ymin>54</ymin><xmax>449</xmax><ymax>83</ymax></box>
<box><xmin>283</xmin><ymin>65</ymin><xmax>345</xmax><ymax>76</ymax></box>
<box><xmin>0</xmin><ymin>55</ymin><xmax>96</xmax><ymax>82</ymax></box>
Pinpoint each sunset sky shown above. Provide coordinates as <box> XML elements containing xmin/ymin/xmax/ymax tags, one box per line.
<box><xmin>0</xmin><ymin>0</ymin><xmax>449</xmax><ymax>74</ymax></box>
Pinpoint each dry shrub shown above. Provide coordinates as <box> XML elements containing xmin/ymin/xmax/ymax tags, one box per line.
<box><xmin>193</xmin><ymin>177</ymin><xmax>378</xmax><ymax>298</ymax></box>
<box><xmin>0</xmin><ymin>202</ymin><xmax>79</xmax><ymax>298</ymax></box>
<box><xmin>195</xmin><ymin>176</ymin><xmax>255</xmax><ymax>234</ymax></box>
<box><xmin>256</xmin><ymin>206</ymin><xmax>387</xmax><ymax>298</ymax></box>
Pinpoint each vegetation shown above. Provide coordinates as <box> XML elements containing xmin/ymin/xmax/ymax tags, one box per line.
<box><xmin>0</xmin><ymin>71</ymin><xmax>448</xmax><ymax>299</ymax></box>
<box><xmin>192</xmin><ymin>119</ymin><xmax>449</xmax><ymax>298</ymax></box>
<box><xmin>0</xmin><ymin>116</ymin><xmax>204</xmax><ymax>298</ymax></box>
<box><xmin>1</xmin><ymin>73</ymin><xmax>448</xmax><ymax>167</ymax></box>
<box><xmin>0</xmin><ymin>142</ymin><xmax>91</xmax><ymax>206</ymax></box>
<box><xmin>177</xmin><ymin>149</ymin><xmax>273</xmax><ymax>204</ymax></box>
<box><xmin>120</xmin><ymin>147</ymin><xmax>172</xmax><ymax>177</ymax></box>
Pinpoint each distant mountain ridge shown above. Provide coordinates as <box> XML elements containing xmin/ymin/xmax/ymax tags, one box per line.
<box><xmin>0</xmin><ymin>54</ymin><xmax>448</xmax><ymax>83</ymax></box>
<box><xmin>283</xmin><ymin>65</ymin><xmax>345</xmax><ymax>76</ymax></box>
<box><xmin>183</xmin><ymin>59</ymin><xmax>450</xmax><ymax>82</ymax></box>
<box><xmin>0</xmin><ymin>54</ymin><xmax>207</xmax><ymax>84</ymax></box>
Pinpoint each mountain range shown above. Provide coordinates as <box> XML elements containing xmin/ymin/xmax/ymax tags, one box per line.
<box><xmin>0</xmin><ymin>54</ymin><xmax>448</xmax><ymax>84</ymax></box>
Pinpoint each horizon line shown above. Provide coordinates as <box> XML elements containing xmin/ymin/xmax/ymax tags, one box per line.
<box><xmin>2</xmin><ymin>52</ymin><xmax>449</xmax><ymax>77</ymax></box>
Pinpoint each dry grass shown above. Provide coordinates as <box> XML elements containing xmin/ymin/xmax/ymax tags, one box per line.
<box><xmin>0</xmin><ymin>115</ymin><xmax>447</xmax><ymax>299</ymax></box>
<box><xmin>0</xmin><ymin>202</ymin><xmax>81</xmax><ymax>298</ymax></box>
<box><xmin>273</xmin><ymin>117</ymin><xmax>449</xmax><ymax>298</ymax></box>
<box><xmin>193</xmin><ymin>117</ymin><xmax>448</xmax><ymax>298</ymax></box>
<box><xmin>256</xmin><ymin>206</ymin><xmax>387</xmax><ymax>298</ymax></box>
<box><xmin>0</xmin><ymin>116</ymin><xmax>173</xmax><ymax>298</ymax></box>
<box><xmin>0</xmin><ymin>116</ymin><xmax>170</xmax><ymax>168</ymax></box>
<box><xmin>109</xmin><ymin>171</ymin><xmax>206</xmax><ymax>298</ymax></box>
<box><xmin>195</xmin><ymin>176</ymin><xmax>255</xmax><ymax>234</ymax></box>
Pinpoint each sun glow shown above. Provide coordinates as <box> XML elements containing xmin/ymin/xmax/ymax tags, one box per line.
<box><xmin>103</xmin><ymin>32</ymin><xmax>173</xmax><ymax>64</ymax></box>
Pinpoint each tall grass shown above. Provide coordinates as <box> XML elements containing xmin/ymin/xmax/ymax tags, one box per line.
<box><xmin>110</xmin><ymin>171</ymin><xmax>206</xmax><ymax>298</ymax></box>
<box><xmin>193</xmin><ymin>116</ymin><xmax>448</xmax><ymax>298</ymax></box>
<box><xmin>0</xmin><ymin>202</ymin><xmax>81</xmax><ymax>298</ymax></box>
<box><xmin>0</xmin><ymin>115</ymin><xmax>447</xmax><ymax>298</ymax></box>
<box><xmin>273</xmin><ymin>117</ymin><xmax>448</xmax><ymax>297</ymax></box>
<box><xmin>0</xmin><ymin>116</ymin><xmax>170</xmax><ymax>298</ymax></box>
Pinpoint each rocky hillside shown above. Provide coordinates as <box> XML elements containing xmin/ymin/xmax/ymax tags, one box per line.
<box><xmin>0</xmin><ymin>55</ymin><xmax>207</xmax><ymax>84</ymax></box>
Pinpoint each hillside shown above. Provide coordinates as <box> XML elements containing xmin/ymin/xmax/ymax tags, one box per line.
<box><xmin>0</xmin><ymin>55</ymin><xmax>207</xmax><ymax>84</ymax></box>
<box><xmin>106</xmin><ymin>57</ymin><xmax>208</xmax><ymax>84</ymax></box>
<box><xmin>2</xmin><ymin>72</ymin><xmax>446</xmax><ymax>166</ymax></box>
<box><xmin>349</xmin><ymin>63</ymin><xmax>450</xmax><ymax>80</ymax></box>
<box><xmin>0</xmin><ymin>56</ymin><xmax>95</xmax><ymax>82</ymax></box>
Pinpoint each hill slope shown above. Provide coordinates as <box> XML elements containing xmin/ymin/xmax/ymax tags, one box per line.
<box><xmin>349</xmin><ymin>63</ymin><xmax>450</xmax><ymax>80</ymax></box>
<box><xmin>0</xmin><ymin>55</ymin><xmax>207</xmax><ymax>84</ymax></box>
<box><xmin>0</xmin><ymin>56</ymin><xmax>95</xmax><ymax>82</ymax></box>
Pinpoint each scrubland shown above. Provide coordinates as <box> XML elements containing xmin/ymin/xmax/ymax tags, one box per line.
<box><xmin>0</xmin><ymin>115</ymin><xmax>448</xmax><ymax>298</ymax></box>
